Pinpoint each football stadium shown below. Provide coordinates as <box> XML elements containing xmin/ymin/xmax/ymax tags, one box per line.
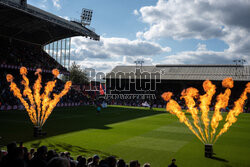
<box><xmin>0</xmin><ymin>0</ymin><xmax>250</xmax><ymax>167</ymax></box>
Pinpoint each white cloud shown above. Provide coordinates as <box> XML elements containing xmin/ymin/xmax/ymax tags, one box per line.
<box><xmin>139</xmin><ymin>0</ymin><xmax>227</xmax><ymax>40</ymax></box>
<box><xmin>138</xmin><ymin>0</ymin><xmax>250</xmax><ymax>64</ymax></box>
<box><xmin>74</xmin><ymin>56</ymin><xmax>154</xmax><ymax>74</ymax></box>
<box><xmin>197</xmin><ymin>43</ymin><xmax>207</xmax><ymax>51</ymax></box>
<box><xmin>75</xmin><ymin>60</ymin><xmax>120</xmax><ymax>73</ymax></box>
<box><xmin>52</xmin><ymin>0</ymin><xmax>61</xmax><ymax>9</ymax></box>
<box><xmin>33</xmin><ymin>0</ymin><xmax>61</xmax><ymax>10</ymax></box>
<box><xmin>70</xmin><ymin>36</ymin><xmax>171</xmax><ymax>72</ymax></box>
<box><xmin>28</xmin><ymin>0</ymin><xmax>48</xmax><ymax>9</ymax></box>
<box><xmin>163</xmin><ymin>43</ymin><xmax>250</xmax><ymax>65</ymax></box>
<box><xmin>133</xmin><ymin>9</ymin><xmax>139</xmax><ymax>16</ymax></box>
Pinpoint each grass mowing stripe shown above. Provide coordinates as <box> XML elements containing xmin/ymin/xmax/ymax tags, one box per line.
<box><xmin>154</xmin><ymin>125</ymin><xmax>192</xmax><ymax>134</ymax></box>
<box><xmin>105</xmin><ymin>144</ymin><xmax>176</xmax><ymax>166</ymax></box>
<box><xmin>117</xmin><ymin>136</ymin><xmax>189</xmax><ymax>152</ymax></box>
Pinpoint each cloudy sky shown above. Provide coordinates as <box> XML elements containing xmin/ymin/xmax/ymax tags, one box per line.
<box><xmin>29</xmin><ymin>0</ymin><xmax>250</xmax><ymax>72</ymax></box>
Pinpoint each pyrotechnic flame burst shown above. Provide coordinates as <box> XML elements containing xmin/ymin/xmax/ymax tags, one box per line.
<box><xmin>6</xmin><ymin>67</ymin><xmax>72</xmax><ymax>127</ymax></box>
<box><xmin>162</xmin><ymin>78</ymin><xmax>250</xmax><ymax>144</ymax></box>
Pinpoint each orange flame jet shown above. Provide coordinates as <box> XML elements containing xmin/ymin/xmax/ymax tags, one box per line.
<box><xmin>6</xmin><ymin>67</ymin><xmax>72</xmax><ymax>128</ymax></box>
<box><xmin>162</xmin><ymin>92</ymin><xmax>204</xmax><ymax>143</ymax></box>
<box><xmin>214</xmin><ymin>82</ymin><xmax>250</xmax><ymax>143</ymax></box>
<box><xmin>181</xmin><ymin>88</ymin><xmax>206</xmax><ymax>143</ymax></box>
<box><xmin>210</xmin><ymin>78</ymin><xmax>233</xmax><ymax>142</ymax></box>
<box><xmin>199</xmin><ymin>80</ymin><xmax>216</xmax><ymax>142</ymax></box>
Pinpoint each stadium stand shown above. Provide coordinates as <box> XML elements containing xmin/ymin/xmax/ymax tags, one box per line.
<box><xmin>105</xmin><ymin>65</ymin><xmax>250</xmax><ymax>112</ymax></box>
<box><xmin>0</xmin><ymin>0</ymin><xmax>99</xmax><ymax>45</ymax></box>
<box><xmin>0</xmin><ymin>0</ymin><xmax>100</xmax><ymax>110</ymax></box>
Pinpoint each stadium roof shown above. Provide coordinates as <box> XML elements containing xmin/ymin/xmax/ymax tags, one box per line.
<box><xmin>0</xmin><ymin>0</ymin><xmax>100</xmax><ymax>45</ymax></box>
<box><xmin>107</xmin><ymin>64</ymin><xmax>250</xmax><ymax>81</ymax></box>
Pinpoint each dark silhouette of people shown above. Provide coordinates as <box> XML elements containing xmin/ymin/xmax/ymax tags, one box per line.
<box><xmin>106</xmin><ymin>156</ymin><xmax>116</xmax><ymax>167</ymax></box>
<box><xmin>28</xmin><ymin>146</ymin><xmax>48</xmax><ymax>167</ymax></box>
<box><xmin>87</xmin><ymin>154</ymin><xmax>99</xmax><ymax>167</ymax></box>
<box><xmin>0</xmin><ymin>142</ymin><xmax>153</xmax><ymax>167</ymax></box>
<box><xmin>168</xmin><ymin>158</ymin><xmax>177</xmax><ymax>167</ymax></box>
<box><xmin>77</xmin><ymin>156</ymin><xmax>87</xmax><ymax>167</ymax></box>
<box><xmin>117</xmin><ymin>159</ymin><xmax>126</xmax><ymax>167</ymax></box>
<box><xmin>130</xmin><ymin>160</ymin><xmax>140</xmax><ymax>167</ymax></box>
<box><xmin>47</xmin><ymin>157</ymin><xmax>70</xmax><ymax>167</ymax></box>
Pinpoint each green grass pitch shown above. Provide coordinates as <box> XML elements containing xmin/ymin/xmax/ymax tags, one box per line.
<box><xmin>0</xmin><ymin>105</ymin><xmax>250</xmax><ymax>167</ymax></box>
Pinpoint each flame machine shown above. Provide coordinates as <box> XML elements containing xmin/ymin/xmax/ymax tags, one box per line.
<box><xmin>205</xmin><ymin>144</ymin><xmax>213</xmax><ymax>158</ymax></box>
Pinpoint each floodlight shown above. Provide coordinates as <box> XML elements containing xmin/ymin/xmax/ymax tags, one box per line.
<box><xmin>81</xmin><ymin>8</ymin><xmax>93</xmax><ymax>26</ymax></box>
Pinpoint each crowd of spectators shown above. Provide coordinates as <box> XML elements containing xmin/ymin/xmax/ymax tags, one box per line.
<box><xmin>0</xmin><ymin>142</ymin><xmax>175</xmax><ymax>167</ymax></box>
<box><xmin>0</xmin><ymin>37</ymin><xmax>66</xmax><ymax>72</ymax></box>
